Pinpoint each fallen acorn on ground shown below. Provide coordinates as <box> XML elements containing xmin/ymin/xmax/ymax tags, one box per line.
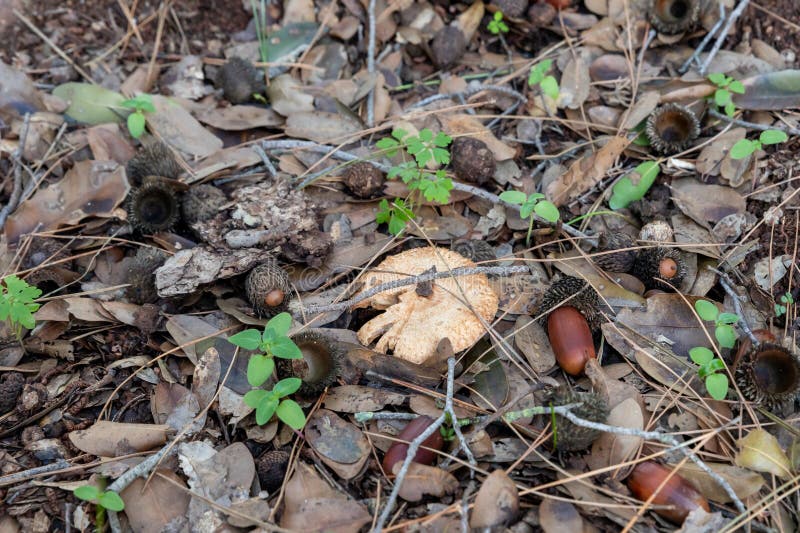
<box><xmin>382</xmin><ymin>415</ymin><xmax>444</xmax><ymax>474</ymax></box>
<box><xmin>626</xmin><ymin>461</ymin><xmax>710</xmax><ymax>524</ymax></box>
<box><xmin>245</xmin><ymin>258</ymin><xmax>292</xmax><ymax>318</ymax></box>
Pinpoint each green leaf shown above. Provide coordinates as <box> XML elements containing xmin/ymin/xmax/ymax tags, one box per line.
<box><xmin>272</xmin><ymin>377</ymin><xmax>302</xmax><ymax>397</ymax></box>
<box><xmin>494</xmin><ymin>11</ymin><xmax>503</xmax><ymax>21</ymax></box>
<box><xmin>714</xmin><ymin>88</ymin><xmax>731</xmax><ymax>107</ymax></box>
<box><xmin>74</xmin><ymin>485</ymin><xmax>102</xmax><ymax>502</ymax></box>
<box><xmin>724</xmin><ymin>101</ymin><xmax>736</xmax><ymax>117</ymax></box>
<box><xmin>127</xmin><ymin>111</ymin><xmax>146</xmax><ymax>138</ymax></box>
<box><xmin>498</xmin><ymin>190</ymin><xmax>527</xmax><ymax>205</ymax></box>
<box><xmin>388</xmin><ymin>215</ymin><xmax>406</xmax><ymax>236</ymax></box>
<box><xmin>519</xmin><ymin>201</ymin><xmax>535</xmax><ymax>220</ymax></box>
<box><xmin>715</xmin><ymin>324</ymin><xmax>737</xmax><ymax>349</ymax></box>
<box><xmin>730</xmin><ymin>139</ymin><xmax>756</xmax><ymax>159</ymax></box>
<box><xmin>717</xmin><ymin>313</ymin><xmax>740</xmax><ymax>325</ymax></box>
<box><xmin>694</xmin><ymin>300</ymin><xmax>719</xmax><ymax>321</ymax></box>
<box><xmin>271</xmin><ymin>336</ymin><xmax>303</xmax><ymax>359</ymax></box>
<box><xmin>433</xmin><ymin>132</ymin><xmax>452</xmax><ymax>148</ymax></box>
<box><xmin>540</xmin><ymin>76</ymin><xmax>559</xmax><ymax>99</ymax></box>
<box><xmin>247</xmin><ymin>355</ymin><xmax>274</xmax><ymax>387</ymax></box>
<box><xmin>228</xmin><ymin>329</ymin><xmax>262</xmax><ymax>350</ymax></box>
<box><xmin>376</xmin><ymin>199</ymin><xmax>391</xmax><ymax>224</ymax></box>
<box><xmin>608</xmin><ymin>161</ymin><xmax>660</xmax><ymax>210</ymax></box>
<box><xmin>728</xmin><ymin>80</ymin><xmax>745</xmax><ymax>94</ymax></box>
<box><xmin>534</xmin><ymin>200</ymin><xmax>560</xmax><ymax>223</ymax></box>
<box><xmin>265</xmin><ymin>312</ymin><xmax>292</xmax><ymax>337</ymax></box>
<box><xmin>689</xmin><ymin>347</ymin><xmax>714</xmax><ymax>366</ymax></box>
<box><xmin>707</xmin><ymin>73</ymin><xmax>727</xmax><ymax>87</ymax></box>
<box><xmin>276</xmin><ymin>399</ymin><xmax>306</xmax><ymax>430</ymax></box>
<box><xmin>244</xmin><ymin>389</ymin><xmax>269</xmax><ymax>409</ymax></box>
<box><xmin>706</xmin><ymin>358</ymin><xmax>726</xmax><ymax>373</ymax></box>
<box><xmin>98</xmin><ymin>491</ymin><xmax>125</xmax><ymax>512</ymax></box>
<box><xmin>391</xmin><ymin>128</ymin><xmax>408</xmax><ymax>141</ymax></box>
<box><xmin>256</xmin><ymin>396</ymin><xmax>279</xmax><ymax>425</ymax></box>
<box><xmin>705</xmin><ymin>373</ymin><xmax>729</xmax><ymax>400</ymax></box>
<box><xmin>376</xmin><ymin>137</ymin><xmax>399</xmax><ymax>157</ymax></box>
<box><xmin>759</xmin><ymin>129</ymin><xmax>788</xmax><ymax>145</ymax></box>
<box><xmin>0</xmin><ymin>300</ymin><xmax>9</xmax><ymax>322</ymax></box>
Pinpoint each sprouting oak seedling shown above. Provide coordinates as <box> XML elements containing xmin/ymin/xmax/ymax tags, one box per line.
<box><xmin>498</xmin><ymin>190</ymin><xmax>560</xmax><ymax>245</ymax></box>
<box><xmin>695</xmin><ymin>299</ymin><xmax>739</xmax><ymax>349</ymax></box>
<box><xmin>74</xmin><ymin>485</ymin><xmax>125</xmax><ymax>512</ymax></box>
<box><xmin>775</xmin><ymin>291</ymin><xmax>794</xmax><ymax>317</ymax></box>
<box><xmin>688</xmin><ymin>347</ymin><xmax>728</xmax><ymax>401</ymax></box>
<box><xmin>609</xmin><ymin>160</ymin><xmax>661</xmax><ymax>210</ymax></box>
<box><xmin>528</xmin><ymin>59</ymin><xmax>559</xmax><ymax>100</ymax></box>
<box><xmin>376</xmin><ymin>198</ymin><xmax>414</xmax><ymax>236</ymax></box>
<box><xmin>0</xmin><ymin>275</ymin><xmax>42</xmax><ymax>339</ymax></box>
<box><xmin>487</xmin><ymin>11</ymin><xmax>509</xmax><ymax>34</ymax></box>
<box><xmin>120</xmin><ymin>94</ymin><xmax>155</xmax><ymax>139</ymax></box>
<box><xmin>730</xmin><ymin>129</ymin><xmax>788</xmax><ymax>160</ymax></box>
<box><xmin>707</xmin><ymin>72</ymin><xmax>744</xmax><ymax>117</ymax></box>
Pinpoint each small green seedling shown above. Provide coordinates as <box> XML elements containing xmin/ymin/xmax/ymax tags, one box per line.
<box><xmin>376</xmin><ymin>198</ymin><xmax>415</xmax><ymax>236</ymax></box>
<box><xmin>695</xmin><ymin>299</ymin><xmax>739</xmax><ymax>349</ymax></box>
<box><xmin>707</xmin><ymin>73</ymin><xmax>745</xmax><ymax>117</ymax></box>
<box><xmin>120</xmin><ymin>94</ymin><xmax>155</xmax><ymax>139</ymax></box>
<box><xmin>487</xmin><ymin>11</ymin><xmax>509</xmax><ymax>34</ymax></box>
<box><xmin>528</xmin><ymin>59</ymin><xmax>559</xmax><ymax>100</ymax></box>
<box><xmin>0</xmin><ymin>275</ymin><xmax>41</xmax><ymax>339</ymax></box>
<box><xmin>730</xmin><ymin>130</ymin><xmax>788</xmax><ymax>160</ymax></box>
<box><xmin>499</xmin><ymin>190</ymin><xmax>560</xmax><ymax>244</ymax></box>
<box><xmin>688</xmin><ymin>346</ymin><xmax>729</xmax><ymax>401</ymax></box>
<box><xmin>775</xmin><ymin>291</ymin><xmax>795</xmax><ymax>317</ymax></box>
<box><xmin>228</xmin><ymin>312</ymin><xmax>306</xmax><ymax>429</ymax></box>
<box><xmin>74</xmin><ymin>485</ymin><xmax>125</xmax><ymax>512</ymax></box>
<box><xmin>609</xmin><ymin>160</ymin><xmax>661</xmax><ymax>210</ymax></box>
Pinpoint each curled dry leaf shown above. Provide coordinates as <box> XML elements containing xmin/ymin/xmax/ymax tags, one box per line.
<box><xmin>305</xmin><ymin>409</ymin><xmax>370</xmax><ymax>480</ymax></box>
<box><xmin>540</xmin><ymin>498</ymin><xmax>585</xmax><ymax>533</ymax></box>
<box><xmin>120</xmin><ymin>470</ymin><xmax>191</xmax><ymax>533</ymax></box>
<box><xmin>735</xmin><ymin>429</ymin><xmax>793</xmax><ymax>479</ymax></box>
<box><xmin>587</xmin><ymin>397</ymin><xmax>644</xmax><ymax>472</ymax></box>
<box><xmin>68</xmin><ymin>421</ymin><xmax>169</xmax><ymax>457</ymax></box>
<box><xmin>147</xmin><ymin>95</ymin><xmax>222</xmax><ymax>158</ymax></box>
<box><xmin>322</xmin><ymin>385</ymin><xmax>405</xmax><ymax>413</ymax></box>
<box><xmin>469</xmin><ymin>470</ymin><xmax>519</xmax><ymax>528</ymax></box>
<box><xmin>394</xmin><ymin>462</ymin><xmax>458</xmax><ymax>502</ymax></box>
<box><xmin>675</xmin><ymin>462</ymin><xmax>764</xmax><ymax>503</ymax></box>
<box><xmin>671</xmin><ymin>178</ymin><xmax>746</xmax><ymax>230</ymax></box>
<box><xmin>353</xmin><ymin>247</ymin><xmax>498</xmax><ymax>365</ymax></box>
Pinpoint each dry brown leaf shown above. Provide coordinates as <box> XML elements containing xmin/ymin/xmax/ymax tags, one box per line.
<box><xmin>121</xmin><ymin>470</ymin><xmax>190</xmax><ymax>533</ymax></box>
<box><xmin>68</xmin><ymin>421</ymin><xmax>169</xmax><ymax>456</ymax></box>
<box><xmin>671</xmin><ymin>178</ymin><xmax>746</xmax><ymax>229</ymax></box>
<box><xmin>587</xmin><ymin>398</ymin><xmax>643</xmax><ymax>471</ymax></box>
<box><xmin>285</xmin><ymin>111</ymin><xmax>362</xmax><ymax>144</ymax></box>
<box><xmin>455</xmin><ymin>0</ymin><xmax>484</xmax><ymax>42</ymax></box>
<box><xmin>440</xmin><ymin>114</ymin><xmax>516</xmax><ymax>161</ymax></box>
<box><xmin>86</xmin><ymin>124</ymin><xmax>135</xmax><ymax>163</ymax></box>
<box><xmin>558</xmin><ymin>57</ymin><xmax>590</xmax><ymax>110</ymax></box>
<box><xmin>539</xmin><ymin>498</ymin><xmax>585</xmax><ymax>533</ymax></box>
<box><xmin>394</xmin><ymin>462</ymin><xmax>458</xmax><ymax>502</ymax></box>
<box><xmin>305</xmin><ymin>409</ymin><xmax>370</xmax><ymax>479</ymax></box>
<box><xmin>513</xmin><ymin>315</ymin><xmax>556</xmax><ymax>374</ymax></box>
<box><xmin>675</xmin><ymin>462</ymin><xmax>764</xmax><ymax>503</ymax></box>
<box><xmin>196</xmin><ymin>105</ymin><xmax>283</xmax><ymax>131</ymax></box>
<box><xmin>323</xmin><ymin>385</ymin><xmax>405</xmax><ymax>413</ymax></box>
<box><xmin>147</xmin><ymin>95</ymin><xmax>223</xmax><ymax>158</ymax></box>
<box><xmin>469</xmin><ymin>470</ymin><xmax>519</xmax><ymax>528</ymax></box>
<box><xmin>735</xmin><ymin>429</ymin><xmax>793</xmax><ymax>478</ymax></box>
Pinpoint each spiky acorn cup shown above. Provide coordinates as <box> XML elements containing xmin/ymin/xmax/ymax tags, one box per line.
<box><xmin>256</xmin><ymin>450</ymin><xmax>291</xmax><ymax>493</ymax></box>
<box><xmin>594</xmin><ymin>232</ymin><xmax>637</xmax><ymax>273</ymax></box>
<box><xmin>547</xmin><ymin>387</ymin><xmax>609</xmax><ymax>451</ymax></box>
<box><xmin>536</xmin><ymin>275</ymin><xmax>603</xmax><ymax>330</ymax></box>
<box><xmin>452</xmin><ymin>239</ymin><xmax>496</xmax><ymax>264</ymax></box>
<box><xmin>216</xmin><ymin>57</ymin><xmax>264</xmax><ymax>104</ymax></box>
<box><xmin>648</xmin><ymin>0</ymin><xmax>699</xmax><ymax>35</ymax></box>
<box><xmin>245</xmin><ymin>259</ymin><xmax>292</xmax><ymax>318</ymax></box>
<box><xmin>0</xmin><ymin>372</ymin><xmax>24</xmax><ymax>414</ymax></box>
<box><xmin>631</xmin><ymin>247</ymin><xmax>686</xmax><ymax>291</ymax></box>
<box><xmin>735</xmin><ymin>343</ymin><xmax>800</xmax><ymax>412</ymax></box>
<box><xmin>126</xmin><ymin>247</ymin><xmax>167</xmax><ymax>304</ymax></box>
<box><xmin>645</xmin><ymin>104</ymin><xmax>700</xmax><ymax>155</ymax></box>
<box><xmin>181</xmin><ymin>184</ymin><xmax>227</xmax><ymax>224</ymax></box>
<box><xmin>126</xmin><ymin>177</ymin><xmax>181</xmax><ymax>233</ymax></box>
<box><xmin>430</xmin><ymin>25</ymin><xmax>466</xmax><ymax>69</ymax></box>
<box><xmin>126</xmin><ymin>141</ymin><xmax>182</xmax><ymax>186</ymax></box>
<box><xmin>343</xmin><ymin>162</ymin><xmax>384</xmax><ymax>199</ymax></box>
<box><xmin>276</xmin><ymin>331</ymin><xmax>343</xmax><ymax>396</ymax></box>
<box><xmin>451</xmin><ymin>137</ymin><xmax>496</xmax><ymax>185</ymax></box>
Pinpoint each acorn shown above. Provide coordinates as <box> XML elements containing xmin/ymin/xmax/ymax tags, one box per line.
<box><xmin>594</xmin><ymin>231</ymin><xmax>637</xmax><ymax>273</ymax></box>
<box><xmin>382</xmin><ymin>415</ymin><xmax>445</xmax><ymax>474</ymax></box>
<box><xmin>126</xmin><ymin>247</ymin><xmax>167</xmax><ymax>304</ymax></box>
<box><xmin>626</xmin><ymin>461</ymin><xmax>710</xmax><ymax>524</ymax></box>
<box><xmin>648</xmin><ymin>0</ymin><xmax>699</xmax><ymax>35</ymax></box>
<box><xmin>639</xmin><ymin>219</ymin><xmax>674</xmax><ymax>243</ymax></box>
<box><xmin>342</xmin><ymin>162</ymin><xmax>384</xmax><ymax>199</ymax></box>
<box><xmin>0</xmin><ymin>372</ymin><xmax>24</xmax><ymax>414</ymax></box>
<box><xmin>256</xmin><ymin>449</ymin><xmax>291</xmax><ymax>493</ymax></box>
<box><xmin>452</xmin><ymin>239</ymin><xmax>496</xmax><ymax>264</ymax></box>
<box><xmin>734</xmin><ymin>339</ymin><xmax>800</xmax><ymax>412</ymax></box>
<box><xmin>276</xmin><ymin>331</ymin><xmax>343</xmax><ymax>396</ymax></box>
<box><xmin>546</xmin><ymin>386</ymin><xmax>608</xmax><ymax>451</ymax></box>
<box><xmin>245</xmin><ymin>259</ymin><xmax>292</xmax><ymax>318</ymax></box>
<box><xmin>645</xmin><ymin>104</ymin><xmax>700</xmax><ymax>155</ymax></box>
<box><xmin>631</xmin><ymin>247</ymin><xmax>686</xmax><ymax>291</ymax></box>
<box><xmin>537</xmin><ymin>275</ymin><xmax>603</xmax><ymax>330</ymax></box>
<box><xmin>451</xmin><ymin>137</ymin><xmax>496</xmax><ymax>185</ymax></box>
<box><xmin>216</xmin><ymin>57</ymin><xmax>264</xmax><ymax>104</ymax></box>
<box><xmin>491</xmin><ymin>0</ymin><xmax>529</xmax><ymax>18</ymax></box>
<box><xmin>181</xmin><ymin>184</ymin><xmax>227</xmax><ymax>224</ymax></box>
<box><xmin>126</xmin><ymin>177</ymin><xmax>181</xmax><ymax>234</ymax></box>
<box><xmin>25</xmin><ymin>267</ymin><xmax>68</xmax><ymax>295</ymax></box>
<box><xmin>126</xmin><ymin>141</ymin><xmax>182</xmax><ymax>185</ymax></box>
<box><xmin>430</xmin><ymin>26</ymin><xmax>466</xmax><ymax>69</ymax></box>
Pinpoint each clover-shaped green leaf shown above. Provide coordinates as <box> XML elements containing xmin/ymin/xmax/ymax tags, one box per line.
<box><xmin>705</xmin><ymin>373</ymin><xmax>729</xmax><ymax>400</ymax></box>
<box><xmin>277</xmin><ymin>399</ymin><xmax>306</xmax><ymax>429</ymax></box>
<box><xmin>694</xmin><ymin>300</ymin><xmax>719</xmax><ymax>321</ymax></box>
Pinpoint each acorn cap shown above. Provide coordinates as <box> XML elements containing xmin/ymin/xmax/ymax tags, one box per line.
<box><xmin>126</xmin><ymin>141</ymin><xmax>182</xmax><ymax>185</ymax></box>
<box><xmin>276</xmin><ymin>331</ymin><xmax>342</xmax><ymax>396</ymax></box>
<box><xmin>181</xmin><ymin>184</ymin><xmax>227</xmax><ymax>224</ymax></box>
<box><xmin>126</xmin><ymin>177</ymin><xmax>181</xmax><ymax>233</ymax></box>
<box><xmin>256</xmin><ymin>449</ymin><xmax>291</xmax><ymax>493</ymax></box>
<box><xmin>638</xmin><ymin>219</ymin><xmax>674</xmax><ymax>243</ymax></box>
<box><xmin>631</xmin><ymin>247</ymin><xmax>686</xmax><ymax>291</ymax></box>
<box><xmin>547</xmin><ymin>387</ymin><xmax>608</xmax><ymax>451</ymax></box>
<box><xmin>216</xmin><ymin>57</ymin><xmax>263</xmax><ymax>104</ymax></box>
<box><xmin>594</xmin><ymin>232</ymin><xmax>637</xmax><ymax>273</ymax></box>
<box><xmin>735</xmin><ymin>343</ymin><xmax>800</xmax><ymax>412</ymax></box>
<box><xmin>343</xmin><ymin>162</ymin><xmax>384</xmax><ymax>199</ymax></box>
<box><xmin>451</xmin><ymin>137</ymin><xmax>496</xmax><ymax>185</ymax></box>
<box><xmin>452</xmin><ymin>239</ymin><xmax>496</xmax><ymax>264</ymax></box>
<box><xmin>645</xmin><ymin>104</ymin><xmax>700</xmax><ymax>155</ymax></box>
<box><xmin>536</xmin><ymin>275</ymin><xmax>603</xmax><ymax>330</ymax></box>
<box><xmin>430</xmin><ymin>26</ymin><xmax>466</xmax><ymax>69</ymax></box>
<box><xmin>648</xmin><ymin>0</ymin><xmax>699</xmax><ymax>35</ymax></box>
<box><xmin>126</xmin><ymin>247</ymin><xmax>167</xmax><ymax>304</ymax></box>
<box><xmin>245</xmin><ymin>259</ymin><xmax>292</xmax><ymax>318</ymax></box>
<box><xmin>0</xmin><ymin>372</ymin><xmax>24</xmax><ymax>414</ymax></box>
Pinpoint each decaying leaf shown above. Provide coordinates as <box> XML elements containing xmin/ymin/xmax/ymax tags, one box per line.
<box><xmin>394</xmin><ymin>462</ymin><xmax>458</xmax><ymax>502</ymax></box>
<box><xmin>675</xmin><ymin>462</ymin><xmax>764</xmax><ymax>503</ymax></box>
<box><xmin>323</xmin><ymin>385</ymin><xmax>405</xmax><ymax>413</ymax></box>
<box><xmin>305</xmin><ymin>409</ymin><xmax>370</xmax><ymax>480</ymax></box>
<box><xmin>470</xmin><ymin>470</ymin><xmax>519</xmax><ymax>528</ymax></box>
<box><xmin>735</xmin><ymin>429</ymin><xmax>793</xmax><ymax>478</ymax></box>
<box><xmin>539</xmin><ymin>498</ymin><xmax>585</xmax><ymax>533</ymax></box>
<box><xmin>68</xmin><ymin>421</ymin><xmax>169</xmax><ymax>456</ymax></box>
<box><xmin>121</xmin><ymin>470</ymin><xmax>191</xmax><ymax>533</ymax></box>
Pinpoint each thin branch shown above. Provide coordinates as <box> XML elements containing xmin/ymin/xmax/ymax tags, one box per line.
<box><xmin>0</xmin><ymin>113</ymin><xmax>31</xmax><ymax>231</ymax></box>
<box><xmin>680</xmin><ymin>2</ymin><xmax>726</xmax><ymax>74</ymax></box>
<box><xmin>708</xmin><ymin>108</ymin><xmax>800</xmax><ymax>136</ymax></box>
<box><xmin>408</xmin><ymin>84</ymin><xmax>526</xmax><ymax>110</ymax></box>
<box><xmin>252</xmin><ymin>144</ymin><xmax>278</xmax><ymax>178</ymax></box>
<box><xmin>699</xmin><ymin>0</ymin><xmax>751</xmax><ymax>75</ymax></box>
<box><xmin>367</xmin><ymin>0</ymin><xmax>377</xmax><ymax>127</ymax></box>
<box><xmin>708</xmin><ymin>267</ymin><xmax>759</xmax><ymax>346</ymax></box>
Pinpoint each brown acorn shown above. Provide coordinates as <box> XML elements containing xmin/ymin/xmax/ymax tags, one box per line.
<box><xmin>276</xmin><ymin>331</ymin><xmax>343</xmax><ymax>396</ymax></box>
<box><xmin>126</xmin><ymin>177</ymin><xmax>181</xmax><ymax>233</ymax></box>
<box><xmin>256</xmin><ymin>449</ymin><xmax>291</xmax><ymax>493</ymax></box>
<box><xmin>342</xmin><ymin>162</ymin><xmax>384</xmax><ymax>199</ymax></box>
<box><xmin>245</xmin><ymin>259</ymin><xmax>292</xmax><ymax>318</ymax></box>
<box><xmin>631</xmin><ymin>247</ymin><xmax>686</xmax><ymax>291</ymax></box>
<box><xmin>382</xmin><ymin>415</ymin><xmax>445</xmax><ymax>474</ymax></box>
<box><xmin>594</xmin><ymin>231</ymin><xmax>637</xmax><ymax>273</ymax></box>
<box><xmin>645</xmin><ymin>104</ymin><xmax>700</xmax><ymax>155</ymax></box>
<box><xmin>0</xmin><ymin>372</ymin><xmax>24</xmax><ymax>414</ymax></box>
<box><xmin>181</xmin><ymin>184</ymin><xmax>227</xmax><ymax>224</ymax></box>
<box><xmin>126</xmin><ymin>247</ymin><xmax>167</xmax><ymax>304</ymax></box>
<box><xmin>734</xmin><ymin>339</ymin><xmax>800</xmax><ymax>412</ymax></box>
<box><xmin>216</xmin><ymin>57</ymin><xmax>264</xmax><ymax>104</ymax></box>
<box><xmin>126</xmin><ymin>141</ymin><xmax>182</xmax><ymax>185</ymax></box>
<box><xmin>451</xmin><ymin>137</ymin><xmax>496</xmax><ymax>185</ymax></box>
<box><xmin>430</xmin><ymin>26</ymin><xmax>466</xmax><ymax>69</ymax></box>
<box><xmin>546</xmin><ymin>386</ymin><xmax>608</xmax><ymax>451</ymax></box>
<box><xmin>452</xmin><ymin>239</ymin><xmax>496</xmax><ymax>264</ymax></box>
<box><xmin>627</xmin><ymin>461</ymin><xmax>710</xmax><ymax>524</ymax></box>
<box><xmin>648</xmin><ymin>0</ymin><xmax>699</xmax><ymax>35</ymax></box>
